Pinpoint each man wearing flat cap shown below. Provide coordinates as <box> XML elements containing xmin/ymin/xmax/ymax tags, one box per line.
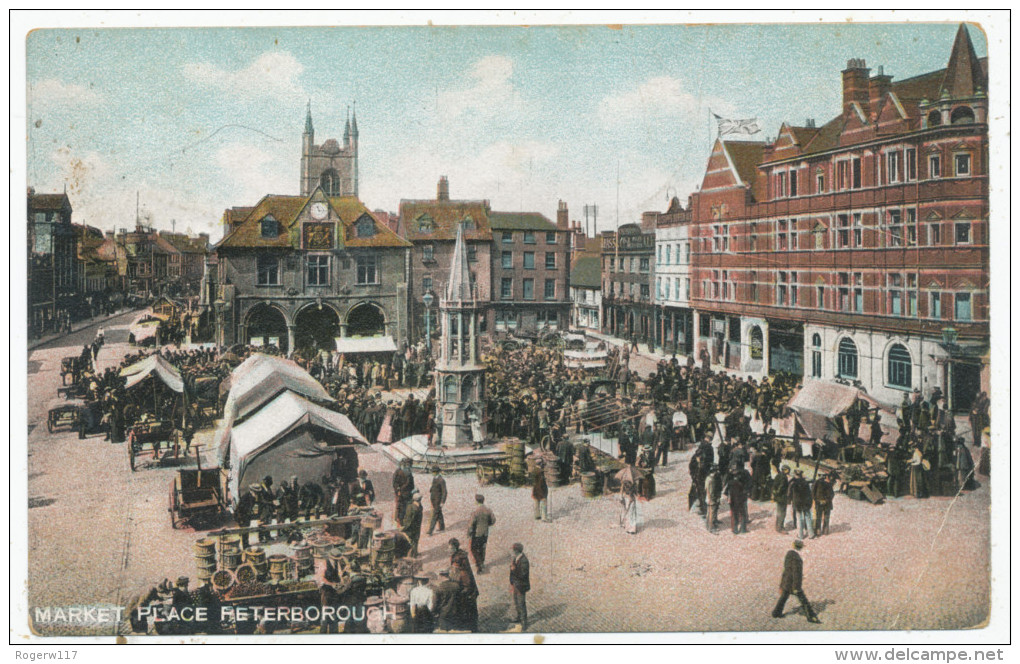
<box><xmin>509</xmin><ymin>543</ymin><xmax>531</xmax><ymax>631</ymax></box>
<box><xmin>467</xmin><ymin>494</ymin><xmax>496</xmax><ymax>574</ymax></box>
<box><xmin>772</xmin><ymin>540</ymin><xmax>821</xmax><ymax>623</ymax></box>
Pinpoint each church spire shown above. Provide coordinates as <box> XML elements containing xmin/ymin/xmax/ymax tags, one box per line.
<box><xmin>940</xmin><ymin>23</ymin><xmax>986</xmax><ymax>98</ymax></box>
<box><xmin>445</xmin><ymin>221</ymin><xmax>473</xmax><ymax>303</ymax></box>
<box><xmin>351</xmin><ymin>101</ymin><xmax>359</xmax><ymax>137</ymax></box>
<box><xmin>304</xmin><ymin>100</ymin><xmax>313</xmax><ymax>134</ymax></box>
<box><xmin>344</xmin><ymin>105</ymin><xmax>351</xmax><ymax>142</ymax></box>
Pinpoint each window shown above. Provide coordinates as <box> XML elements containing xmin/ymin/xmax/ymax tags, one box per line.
<box><xmin>837</xmin><ymin>161</ymin><xmax>849</xmax><ymax>190</ymax></box>
<box><xmin>356</xmin><ymin>216</ymin><xmax>375</xmax><ymax>238</ymax></box>
<box><xmin>501</xmin><ymin>278</ymin><xmax>513</xmax><ymax>300</ymax></box>
<box><xmin>467</xmin><ymin>245</ymin><xmax>477</xmax><ymax>262</ymax></box>
<box><xmin>639</xmin><ymin>257</ymin><xmax>650</xmax><ymax>272</ymax></box>
<box><xmin>776</xmin><ymin>171</ymin><xmax>787</xmax><ymax>198</ymax></box>
<box><xmin>837</xmin><ymin>337</ymin><xmax>858</xmax><ymax>379</ymax></box>
<box><xmin>416</xmin><ymin>214</ymin><xmax>434</xmax><ymax>233</ymax></box>
<box><xmin>887</xmin><ymin>344</ymin><xmax>912</xmax><ymax>389</ymax></box>
<box><xmin>546</xmin><ymin>232</ymin><xmax>557</xmax><ymax>244</ymax></box>
<box><xmin>791</xmin><ymin>272</ymin><xmax>799</xmax><ymax>306</ymax></box>
<box><xmin>656</xmin><ymin>277</ymin><xmax>663</xmax><ymax>300</ymax></box>
<box><xmin>522</xmin><ymin>279</ymin><xmax>534</xmax><ymax>300</ymax></box>
<box><xmin>955</xmin><ymin>222</ymin><xmax>971</xmax><ymax>244</ymax></box>
<box><xmin>260</xmin><ymin>215</ymin><xmax>279</xmax><ymax>238</ymax></box>
<box><xmin>257</xmin><ymin>255</ymin><xmax>280</xmax><ymax>286</ymax></box>
<box><xmin>789</xmin><ymin>169</ymin><xmax>798</xmax><ymax>197</ymax></box>
<box><xmin>887</xmin><ymin>210</ymin><xmax>903</xmax><ymax>247</ymax></box>
<box><xmin>887</xmin><ymin>151</ymin><xmax>902</xmax><ymax>183</ymax></box>
<box><xmin>777</xmin><ymin>220</ymin><xmax>788</xmax><ymax>250</ymax></box>
<box><xmin>950</xmin><ymin>106</ymin><xmax>975</xmax><ymax>125</ymax></box>
<box><xmin>685</xmin><ymin>242</ymin><xmax>691</xmax><ymax>263</ymax></box>
<box><xmin>955</xmin><ymin>292</ymin><xmax>972</xmax><ymax>321</ymax></box>
<box><xmin>954</xmin><ymin>153</ymin><xmax>971</xmax><ymax>176</ymax></box>
<box><xmin>356</xmin><ymin>255</ymin><xmax>378</xmax><ymax>284</ymax></box>
<box><xmin>640</xmin><ymin>284</ymin><xmax>650</xmax><ymax>299</ymax></box>
<box><xmin>684</xmin><ymin>278</ymin><xmax>691</xmax><ymax>300</ymax></box>
<box><xmin>929</xmin><ymin>291</ymin><xmax>942</xmax><ymax>318</ymax></box>
<box><xmin>816</xmin><ymin>172</ymin><xmax>825</xmax><ymax>193</ymax></box>
<box><xmin>501</xmin><ymin>251</ymin><xmax>513</xmax><ymax>269</ymax></box>
<box><xmin>545</xmin><ymin>252</ymin><xmax>556</xmax><ymax>269</ymax></box>
<box><xmin>307</xmin><ymin>255</ymin><xmax>329</xmax><ymax>286</ymax></box>
<box><xmin>837</xmin><ymin>215</ymin><xmax>850</xmax><ymax>248</ymax></box>
<box><xmin>749</xmin><ymin>271</ymin><xmax>758</xmax><ymax>301</ymax></box>
<box><xmin>423</xmin><ymin>243</ymin><xmax>435</xmax><ymax>262</ymax></box>
<box><xmin>888</xmin><ymin>274</ymin><xmax>904</xmax><ymax>315</ymax></box>
<box><xmin>929</xmin><ymin>223</ymin><xmax>942</xmax><ymax>245</ymax></box>
<box><xmin>777</xmin><ymin>271</ymin><xmax>788</xmax><ymax>306</ymax></box>
<box><xmin>906</xmin><ymin>148</ymin><xmax>917</xmax><ymax>181</ymax></box>
<box><xmin>502</xmin><ymin>232</ymin><xmax>514</xmax><ymax>244</ymax></box>
<box><xmin>523</xmin><ymin>252</ymin><xmax>535</xmax><ymax>269</ymax></box>
<box><xmin>852</xmin><ymin>157</ymin><xmax>862</xmax><ymax>189</ymax></box>
<box><xmin>928</xmin><ymin>154</ymin><xmax>941</xmax><ymax>179</ymax></box>
<box><xmin>523</xmin><ymin>231</ymin><xmax>536</xmax><ymax>244</ymax></box>
<box><xmin>811</xmin><ymin>333</ymin><xmax>822</xmax><ymax>378</ymax></box>
<box><xmin>665</xmin><ymin>244</ymin><xmax>672</xmax><ymax>264</ymax></box>
<box><xmin>423</xmin><ymin>276</ymin><xmax>433</xmax><ymax>292</ymax></box>
<box><xmin>544</xmin><ymin>279</ymin><xmax>556</xmax><ymax>300</ymax></box>
<box><xmin>817</xmin><ymin>285</ymin><xmax>825</xmax><ymax>309</ymax></box>
<box><xmin>444</xmin><ymin>376</ymin><xmax>458</xmax><ymax>402</ymax></box>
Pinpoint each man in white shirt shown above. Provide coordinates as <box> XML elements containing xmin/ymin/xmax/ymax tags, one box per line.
<box><xmin>672</xmin><ymin>406</ymin><xmax>689</xmax><ymax>450</ymax></box>
<box><xmin>408</xmin><ymin>573</ymin><xmax>435</xmax><ymax>633</ymax></box>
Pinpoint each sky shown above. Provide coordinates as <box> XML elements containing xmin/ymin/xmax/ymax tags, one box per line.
<box><xmin>24</xmin><ymin>21</ymin><xmax>987</xmax><ymax>241</ymax></box>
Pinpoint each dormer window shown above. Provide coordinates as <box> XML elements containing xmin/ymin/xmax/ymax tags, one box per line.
<box><xmin>260</xmin><ymin>215</ymin><xmax>279</xmax><ymax>238</ymax></box>
<box><xmin>416</xmin><ymin>214</ymin><xmax>434</xmax><ymax>233</ymax></box>
<box><xmin>356</xmin><ymin>214</ymin><xmax>376</xmax><ymax>238</ymax></box>
<box><xmin>462</xmin><ymin>216</ymin><xmax>476</xmax><ymax>231</ymax></box>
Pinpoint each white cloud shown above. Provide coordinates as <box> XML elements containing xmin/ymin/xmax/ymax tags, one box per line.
<box><xmin>213</xmin><ymin>141</ymin><xmax>292</xmax><ymax>201</ymax></box>
<box><xmin>183</xmin><ymin>51</ymin><xmax>305</xmax><ymax>99</ymax></box>
<box><xmin>437</xmin><ymin>55</ymin><xmax>517</xmax><ymax>120</ymax></box>
<box><xmin>29</xmin><ymin>79</ymin><xmax>103</xmax><ymax>110</ymax></box>
<box><xmin>598</xmin><ymin>76</ymin><xmax>731</xmax><ymax>125</ymax></box>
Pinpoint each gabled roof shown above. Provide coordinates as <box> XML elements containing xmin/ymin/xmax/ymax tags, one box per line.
<box><xmin>151</xmin><ymin>234</ymin><xmax>182</xmax><ymax>255</ymax></box>
<box><xmin>162</xmin><ymin>233</ymin><xmax>209</xmax><ymax>254</ymax></box>
<box><xmin>570</xmin><ymin>254</ymin><xmax>601</xmax><ymax>289</ymax></box>
<box><xmin>488</xmin><ymin>211</ymin><xmax>558</xmax><ymax>232</ymax></box>
<box><xmin>28</xmin><ymin>192</ymin><xmax>71</xmax><ymax>212</ymax></box>
<box><xmin>720</xmin><ymin>140</ymin><xmax>766</xmax><ymax>199</ymax></box>
<box><xmin>217</xmin><ymin>191</ymin><xmax>410</xmax><ymax>250</ymax></box>
<box><xmin>397</xmin><ymin>199</ymin><xmax>493</xmax><ymax>242</ymax></box>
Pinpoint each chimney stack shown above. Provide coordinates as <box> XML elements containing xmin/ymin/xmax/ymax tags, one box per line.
<box><xmin>868</xmin><ymin>67</ymin><xmax>893</xmax><ymax>121</ymax></box>
<box><xmin>437</xmin><ymin>176</ymin><xmax>450</xmax><ymax>201</ymax></box>
<box><xmin>557</xmin><ymin>200</ymin><xmax>569</xmax><ymax>230</ymax></box>
<box><xmin>842</xmin><ymin>58</ymin><xmax>871</xmax><ymax>117</ymax></box>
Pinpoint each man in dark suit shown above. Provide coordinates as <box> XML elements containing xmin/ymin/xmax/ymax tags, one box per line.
<box><xmin>427</xmin><ymin>466</ymin><xmax>447</xmax><ymax>535</ymax></box>
<box><xmin>771</xmin><ymin>540</ymin><xmax>821</xmax><ymax>623</ymax></box>
<box><xmin>433</xmin><ymin>569</ymin><xmax>462</xmax><ymax>632</ymax></box>
<box><xmin>509</xmin><ymin>543</ymin><xmax>531</xmax><ymax>631</ymax></box>
<box><xmin>467</xmin><ymin>494</ymin><xmax>496</xmax><ymax>574</ymax></box>
<box><xmin>401</xmin><ymin>492</ymin><xmax>424</xmax><ymax>557</ymax></box>
<box><xmin>392</xmin><ymin>459</ymin><xmax>415</xmax><ymax>524</ymax></box>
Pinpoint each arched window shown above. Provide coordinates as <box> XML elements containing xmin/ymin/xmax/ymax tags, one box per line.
<box><xmin>812</xmin><ymin>333</ymin><xmax>822</xmax><ymax>347</ymax></box>
<box><xmin>887</xmin><ymin>343</ymin><xmax>912</xmax><ymax>389</ymax></box>
<box><xmin>749</xmin><ymin>326</ymin><xmax>763</xmax><ymax>360</ymax></box>
<box><xmin>462</xmin><ymin>375</ymin><xmax>475</xmax><ymax>402</ymax></box>
<box><xmin>950</xmin><ymin>106</ymin><xmax>975</xmax><ymax>125</ymax></box>
<box><xmin>837</xmin><ymin>337</ymin><xmax>858</xmax><ymax>379</ymax></box>
<box><xmin>443</xmin><ymin>375</ymin><xmax>458</xmax><ymax>402</ymax></box>
<box><xmin>260</xmin><ymin>214</ymin><xmax>278</xmax><ymax>238</ymax></box>
<box><xmin>927</xmin><ymin>110</ymin><xmax>942</xmax><ymax>127</ymax></box>
<box><xmin>320</xmin><ymin>169</ymin><xmax>341</xmax><ymax>195</ymax></box>
<box><xmin>810</xmin><ymin>332</ymin><xmax>822</xmax><ymax>378</ymax></box>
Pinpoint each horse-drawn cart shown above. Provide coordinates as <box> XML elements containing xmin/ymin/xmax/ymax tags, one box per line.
<box><xmin>127</xmin><ymin>420</ymin><xmax>182</xmax><ymax>471</ymax></box>
<box><xmin>47</xmin><ymin>398</ymin><xmax>87</xmax><ymax>433</ymax></box>
<box><xmin>168</xmin><ymin>457</ymin><xmax>228</xmax><ymax>529</ymax></box>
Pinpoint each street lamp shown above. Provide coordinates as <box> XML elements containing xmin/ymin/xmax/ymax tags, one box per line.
<box><xmin>422</xmin><ymin>291</ymin><xmax>435</xmax><ymax>355</ymax></box>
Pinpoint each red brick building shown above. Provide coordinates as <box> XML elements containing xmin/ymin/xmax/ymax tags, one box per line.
<box><xmin>686</xmin><ymin>24</ymin><xmax>988</xmax><ymax>410</ymax></box>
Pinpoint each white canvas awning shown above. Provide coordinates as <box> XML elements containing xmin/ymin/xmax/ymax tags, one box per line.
<box><xmin>222</xmin><ymin>354</ymin><xmax>333</xmax><ymax>423</ymax></box>
<box><xmin>225</xmin><ymin>391</ymin><xmax>368</xmax><ymax>500</ymax></box>
<box><xmin>119</xmin><ymin>355</ymin><xmax>184</xmax><ymax>393</ymax></box>
<box><xmin>334</xmin><ymin>336</ymin><xmax>397</xmax><ymax>354</ymax></box>
<box><xmin>564</xmin><ymin>349</ymin><xmax>607</xmax><ymax>369</ymax></box>
<box><xmin>786</xmin><ymin>380</ymin><xmax>881</xmax><ymax>440</ymax></box>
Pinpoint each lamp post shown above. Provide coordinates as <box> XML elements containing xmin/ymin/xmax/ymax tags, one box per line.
<box><xmin>423</xmin><ymin>290</ymin><xmax>435</xmax><ymax>356</ymax></box>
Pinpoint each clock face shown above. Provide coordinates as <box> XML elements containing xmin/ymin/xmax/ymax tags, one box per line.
<box><xmin>310</xmin><ymin>202</ymin><xmax>328</xmax><ymax>220</ymax></box>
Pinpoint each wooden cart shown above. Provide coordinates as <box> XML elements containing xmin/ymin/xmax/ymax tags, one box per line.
<box><xmin>47</xmin><ymin>398</ymin><xmax>86</xmax><ymax>433</ymax></box>
<box><xmin>60</xmin><ymin>356</ymin><xmax>81</xmax><ymax>385</ymax></box>
<box><xmin>127</xmin><ymin>420</ymin><xmax>181</xmax><ymax>471</ymax></box>
<box><xmin>168</xmin><ymin>460</ymin><xmax>228</xmax><ymax>529</ymax></box>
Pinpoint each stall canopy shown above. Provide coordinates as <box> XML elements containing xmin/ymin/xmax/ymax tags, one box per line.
<box><xmin>129</xmin><ymin>316</ymin><xmax>160</xmax><ymax>343</ymax></box>
<box><xmin>119</xmin><ymin>355</ymin><xmax>184</xmax><ymax>393</ymax></box>
<box><xmin>787</xmin><ymin>380</ymin><xmax>881</xmax><ymax>441</ymax></box>
<box><xmin>334</xmin><ymin>336</ymin><xmax>397</xmax><ymax>354</ymax></box>
<box><xmin>222</xmin><ymin>353</ymin><xmax>333</xmax><ymax>423</ymax></box>
<box><xmin>564</xmin><ymin>349</ymin><xmax>608</xmax><ymax>369</ymax></box>
<box><xmin>225</xmin><ymin>391</ymin><xmax>369</xmax><ymax>500</ymax></box>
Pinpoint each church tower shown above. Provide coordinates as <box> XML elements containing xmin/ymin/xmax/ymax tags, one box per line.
<box><xmin>300</xmin><ymin>104</ymin><xmax>359</xmax><ymax>197</ymax></box>
<box><xmin>435</xmin><ymin>221</ymin><xmax>486</xmax><ymax>447</ymax></box>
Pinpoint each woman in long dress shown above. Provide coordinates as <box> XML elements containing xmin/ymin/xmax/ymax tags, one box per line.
<box><xmin>908</xmin><ymin>443</ymin><xmax>927</xmax><ymax>498</ymax></box>
<box><xmin>620</xmin><ymin>481</ymin><xmax>640</xmax><ymax>534</ymax></box>
<box><xmin>376</xmin><ymin>402</ymin><xmax>395</xmax><ymax>444</ymax></box>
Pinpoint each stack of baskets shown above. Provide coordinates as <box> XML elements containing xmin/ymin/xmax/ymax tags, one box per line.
<box><xmin>193</xmin><ymin>538</ymin><xmax>217</xmax><ymax>583</ymax></box>
<box><xmin>504</xmin><ymin>439</ymin><xmax>527</xmax><ymax>481</ymax></box>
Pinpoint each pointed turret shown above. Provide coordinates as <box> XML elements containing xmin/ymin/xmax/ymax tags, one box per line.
<box><xmin>940</xmin><ymin>23</ymin><xmax>986</xmax><ymax>98</ymax></box>
<box><xmin>445</xmin><ymin>221</ymin><xmax>473</xmax><ymax>303</ymax></box>
<box><xmin>304</xmin><ymin>101</ymin><xmax>314</xmax><ymax>135</ymax></box>
<box><xmin>351</xmin><ymin>103</ymin><xmax>359</xmax><ymax>137</ymax></box>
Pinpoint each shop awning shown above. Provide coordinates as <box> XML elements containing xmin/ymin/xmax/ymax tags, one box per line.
<box><xmin>334</xmin><ymin>336</ymin><xmax>398</xmax><ymax>354</ymax></box>
<box><xmin>119</xmin><ymin>355</ymin><xmax>184</xmax><ymax>393</ymax></box>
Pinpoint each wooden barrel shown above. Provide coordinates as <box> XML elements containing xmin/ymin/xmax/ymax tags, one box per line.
<box><xmin>243</xmin><ymin>546</ymin><xmax>266</xmax><ymax>566</ymax></box>
<box><xmin>196</xmin><ymin>566</ymin><xmax>214</xmax><ymax>583</ymax></box>
<box><xmin>267</xmin><ymin>554</ymin><xmax>289</xmax><ymax>581</ymax></box>
<box><xmin>221</xmin><ymin>550</ymin><xmax>242</xmax><ymax>571</ymax></box>
<box><xmin>386</xmin><ymin>596</ymin><xmax>411</xmax><ymax>633</ymax></box>
<box><xmin>312</xmin><ymin>542</ymin><xmax>333</xmax><ymax>559</ymax></box>
<box><xmin>372</xmin><ymin>532</ymin><xmax>395</xmax><ymax>552</ymax></box>
<box><xmin>581</xmin><ymin>472</ymin><xmax>601</xmax><ymax>497</ymax></box>
<box><xmin>193</xmin><ymin>538</ymin><xmax>216</xmax><ymax>558</ymax></box>
<box><xmin>361</xmin><ymin>514</ymin><xmax>383</xmax><ymax>530</ymax></box>
<box><xmin>219</xmin><ymin>535</ymin><xmax>242</xmax><ymax>554</ymax></box>
<box><xmin>544</xmin><ymin>458</ymin><xmax>561</xmax><ymax>487</ymax></box>
<box><xmin>211</xmin><ymin>568</ymin><xmax>235</xmax><ymax>593</ymax></box>
<box><xmin>292</xmin><ymin>544</ymin><xmax>313</xmax><ymax>563</ymax></box>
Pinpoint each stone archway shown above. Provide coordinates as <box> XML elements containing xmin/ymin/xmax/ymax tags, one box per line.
<box><xmin>245</xmin><ymin>303</ymin><xmax>289</xmax><ymax>353</ymax></box>
<box><xmin>295</xmin><ymin>303</ymin><xmax>341</xmax><ymax>355</ymax></box>
<box><xmin>347</xmin><ymin>302</ymin><xmax>386</xmax><ymax>337</ymax></box>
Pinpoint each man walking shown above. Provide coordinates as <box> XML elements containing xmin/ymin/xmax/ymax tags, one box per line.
<box><xmin>788</xmin><ymin>469</ymin><xmax>815</xmax><ymax>539</ymax></box>
<box><xmin>427</xmin><ymin>466</ymin><xmax>448</xmax><ymax>536</ymax></box>
<box><xmin>467</xmin><ymin>494</ymin><xmax>496</xmax><ymax>574</ymax></box>
<box><xmin>532</xmin><ymin>460</ymin><xmax>550</xmax><ymax>522</ymax></box>
<box><xmin>724</xmin><ymin>466</ymin><xmax>749</xmax><ymax>534</ymax></box>
<box><xmin>771</xmin><ymin>540</ymin><xmax>821</xmax><ymax>623</ymax></box>
<box><xmin>509</xmin><ymin>543</ymin><xmax>531</xmax><ymax>631</ymax></box>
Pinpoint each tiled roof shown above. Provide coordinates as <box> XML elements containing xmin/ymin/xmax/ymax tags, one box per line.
<box><xmin>570</xmin><ymin>254</ymin><xmax>601</xmax><ymax>289</ymax></box>
<box><xmin>488</xmin><ymin>211</ymin><xmax>558</xmax><ymax>232</ymax></box>
<box><xmin>397</xmin><ymin>199</ymin><xmax>493</xmax><ymax>242</ymax></box>
<box><xmin>28</xmin><ymin>193</ymin><xmax>71</xmax><ymax>212</ymax></box>
<box><xmin>152</xmin><ymin>235</ymin><xmax>182</xmax><ymax>255</ymax></box>
<box><xmin>162</xmin><ymin>233</ymin><xmax>209</xmax><ymax>254</ymax></box>
<box><xmin>217</xmin><ymin>193</ymin><xmax>410</xmax><ymax>250</ymax></box>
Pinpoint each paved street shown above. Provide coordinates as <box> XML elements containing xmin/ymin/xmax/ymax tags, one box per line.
<box><xmin>24</xmin><ymin>318</ymin><xmax>991</xmax><ymax>635</ymax></box>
